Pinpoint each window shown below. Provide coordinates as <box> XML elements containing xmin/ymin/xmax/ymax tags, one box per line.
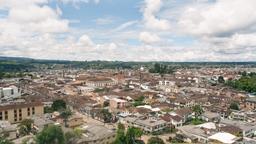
<box><xmin>32</xmin><ymin>107</ymin><xmax>35</xmax><ymax>115</ymax></box>
<box><xmin>27</xmin><ymin>107</ymin><xmax>31</xmax><ymax>116</ymax></box>
<box><xmin>14</xmin><ymin>109</ymin><xmax>17</xmax><ymax>118</ymax></box>
<box><xmin>11</xmin><ymin>89</ymin><xmax>14</xmax><ymax>95</ymax></box>
<box><xmin>0</xmin><ymin>112</ymin><xmax>2</xmax><ymax>120</ymax></box>
<box><xmin>4</xmin><ymin>111</ymin><xmax>8</xmax><ymax>120</ymax></box>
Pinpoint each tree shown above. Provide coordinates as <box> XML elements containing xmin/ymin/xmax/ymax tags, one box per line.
<box><xmin>113</xmin><ymin>123</ymin><xmax>126</xmax><ymax>144</ymax></box>
<box><xmin>126</xmin><ymin>127</ymin><xmax>136</xmax><ymax>144</ymax></box>
<box><xmin>148</xmin><ymin>137</ymin><xmax>164</xmax><ymax>144</ymax></box>
<box><xmin>114</xmin><ymin>125</ymin><xmax>143</xmax><ymax>144</ymax></box>
<box><xmin>0</xmin><ymin>72</ymin><xmax>4</xmax><ymax>79</ymax></box>
<box><xmin>100</xmin><ymin>109</ymin><xmax>112</xmax><ymax>123</ymax></box>
<box><xmin>18</xmin><ymin>119</ymin><xmax>34</xmax><ymax>136</ymax></box>
<box><xmin>149</xmin><ymin>63</ymin><xmax>175</xmax><ymax>75</ymax></box>
<box><xmin>44</xmin><ymin>106</ymin><xmax>54</xmax><ymax>113</ymax></box>
<box><xmin>65</xmin><ymin>131</ymin><xmax>77</xmax><ymax>144</ymax></box>
<box><xmin>240</xmin><ymin>71</ymin><xmax>247</xmax><ymax>76</ymax></box>
<box><xmin>0</xmin><ymin>136</ymin><xmax>14</xmax><ymax>144</ymax></box>
<box><xmin>36</xmin><ymin>125</ymin><xmax>65</xmax><ymax>144</ymax></box>
<box><xmin>73</xmin><ymin>127</ymin><xmax>83</xmax><ymax>137</ymax></box>
<box><xmin>125</xmin><ymin>127</ymin><xmax>143</xmax><ymax>144</ymax></box>
<box><xmin>218</xmin><ymin>76</ymin><xmax>225</xmax><ymax>83</ymax></box>
<box><xmin>60</xmin><ymin>109</ymin><xmax>72</xmax><ymax>127</ymax></box>
<box><xmin>52</xmin><ymin>99</ymin><xmax>66</xmax><ymax>111</ymax></box>
<box><xmin>230</xmin><ymin>102</ymin><xmax>240</xmax><ymax>110</ymax></box>
<box><xmin>133</xmin><ymin>127</ymin><xmax>143</xmax><ymax>139</ymax></box>
<box><xmin>192</xmin><ymin>105</ymin><xmax>204</xmax><ymax>119</ymax></box>
<box><xmin>133</xmin><ymin>96</ymin><xmax>145</xmax><ymax>107</ymax></box>
<box><xmin>103</xmin><ymin>101</ymin><xmax>110</xmax><ymax>107</ymax></box>
<box><xmin>64</xmin><ymin>128</ymin><xmax>82</xmax><ymax>144</ymax></box>
<box><xmin>226</xmin><ymin>74</ymin><xmax>256</xmax><ymax>93</ymax></box>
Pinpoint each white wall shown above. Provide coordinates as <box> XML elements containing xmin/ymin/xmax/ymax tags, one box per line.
<box><xmin>0</xmin><ymin>85</ymin><xmax>21</xmax><ymax>101</ymax></box>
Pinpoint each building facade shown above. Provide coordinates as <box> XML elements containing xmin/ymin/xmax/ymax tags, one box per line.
<box><xmin>110</xmin><ymin>98</ymin><xmax>127</xmax><ymax>109</ymax></box>
<box><xmin>245</xmin><ymin>97</ymin><xmax>256</xmax><ymax>110</ymax></box>
<box><xmin>0</xmin><ymin>102</ymin><xmax>44</xmax><ymax>123</ymax></box>
<box><xmin>0</xmin><ymin>86</ymin><xmax>21</xmax><ymax>101</ymax></box>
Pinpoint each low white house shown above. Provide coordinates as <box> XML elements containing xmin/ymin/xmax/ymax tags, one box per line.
<box><xmin>0</xmin><ymin>85</ymin><xmax>21</xmax><ymax>101</ymax></box>
<box><xmin>208</xmin><ymin>132</ymin><xmax>238</xmax><ymax>144</ymax></box>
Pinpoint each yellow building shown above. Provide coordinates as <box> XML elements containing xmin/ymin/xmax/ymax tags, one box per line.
<box><xmin>67</xmin><ymin>115</ymin><xmax>84</xmax><ymax>128</ymax></box>
<box><xmin>0</xmin><ymin>102</ymin><xmax>44</xmax><ymax>123</ymax></box>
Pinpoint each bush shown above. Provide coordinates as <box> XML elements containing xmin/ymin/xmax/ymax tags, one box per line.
<box><xmin>52</xmin><ymin>100</ymin><xmax>66</xmax><ymax>111</ymax></box>
<box><xmin>44</xmin><ymin>106</ymin><xmax>54</xmax><ymax>113</ymax></box>
<box><xmin>148</xmin><ymin>137</ymin><xmax>164</xmax><ymax>144</ymax></box>
<box><xmin>133</xmin><ymin>96</ymin><xmax>145</xmax><ymax>107</ymax></box>
<box><xmin>230</xmin><ymin>102</ymin><xmax>240</xmax><ymax>110</ymax></box>
<box><xmin>191</xmin><ymin>118</ymin><xmax>204</xmax><ymax>125</ymax></box>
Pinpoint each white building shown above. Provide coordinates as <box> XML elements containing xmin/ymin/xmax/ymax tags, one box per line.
<box><xmin>0</xmin><ymin>85</ymin><xmax>21</xmax><ymax>101</ymax></box>
<box><xmin>123</xmin><ymin>116</ymin><xmax>167</xmax><ymax>133</ymax></box>
<box><xmin>158</xmin><ymin>80</ymin><xmax>178</xmax><ymax>93</ymax></box>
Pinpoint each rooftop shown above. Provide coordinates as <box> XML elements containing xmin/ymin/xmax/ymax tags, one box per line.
<box><xmin>208</xmin><ymin>132</ymin><xmax>237</xmax><ymax>144</ymax></box>
<box><xmin>0</xmin><ymin>101</ymin><xmax>43</xmax><ymax>111</ymax></box>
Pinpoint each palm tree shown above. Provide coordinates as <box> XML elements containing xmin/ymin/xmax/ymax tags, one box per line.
<box><xmin>60</xmin><ymin>109</ymin><xmax>72</xmax><ymax>127</ymax></box>
<box><xmin>18</xmin><ymin>119</ymin><xmax>34</xmax><ymax>136</ymax></box>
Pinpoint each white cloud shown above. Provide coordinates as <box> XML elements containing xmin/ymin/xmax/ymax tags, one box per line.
<box><xmin>142</xmin><ymin>0</ymin><xmax>170</xmax><ymax>30</ymax></box>
<box><xmin>114</xmin><ymin>20</ymin><xmax>138</xmax><ymax>31</ymax></box>
<box><xmin>0</xmin><ymin>0</ymin><xmax>69</xmax><ymax>34</ymax></box>
<box><xmin>139</xmin><ymin>31</ymin><xmax>161</xmax><ymax>44</ymax></box>
<box><xmin>203</xmin><ymin>33</ymin><xmax>256</xmax><ymax>53</ymax></box>
<box><xmin>178</xmin><ymin>0</ymin><xmax>256</xmax><ymax>36</ymax></box>
<box><xmin>1</xmin><ymin>0</ymin><xmax>256</xmax><ymax>61</ymax></box>
<box><xmin>58</xmin><ymin>0</ymin><xmax>100</xmax><ymax>6</ymax></box>
<box><xmin>77</xmin><ymin>34</ymin><xmax>94</xmax><ymax>46</ymax></box>
<box><xmin>0</xmin><ymin>0</ymin><xmax>48</xmax><ymax>9</ymax></box>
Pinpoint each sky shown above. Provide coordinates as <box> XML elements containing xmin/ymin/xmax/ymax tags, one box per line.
<box><xmin>0</xmin><ymin>0</ymin><xmax>256</xmax><ymax>61</ymax></box>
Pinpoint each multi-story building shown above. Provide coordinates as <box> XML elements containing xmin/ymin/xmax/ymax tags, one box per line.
<box><xmin>0</xmin><ymin>86</ymin><xmax>21</xmax><ymax>101</ymax></box>
<box><xmin>245</xmin><ymin>97</ymin><xmax>256</xmax><ymax>110</ymax></box>
<box><xmin>0</xmin><ymin>102</ymin><xmax>44</xmax><ymax>123</ymax></box>
<box><xmin>123</xmin><ymin>116</ymin><xmax>167</xmax><ymax>133</ymax></box>
<box><xmin>77</xmin><ymin>76</ymin><xmax>117</xmax><ymax>88</ymax></box>
<box><xmin>109</xmin><ymin>98</ymin><xmax>127</xmax><ymax>109</ymax></box>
